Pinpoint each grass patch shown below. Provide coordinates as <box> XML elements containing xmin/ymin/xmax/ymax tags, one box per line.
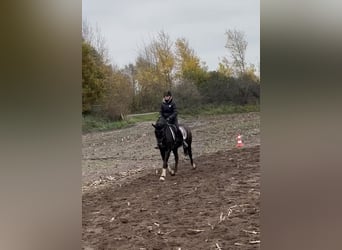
<box><xmin>126</xmin><ymin>112</ymin><xmax>159</xmax><ymax>123</ymax></box>
<box><xmin>181</xmin><ymin>104</ymin><xmax>259</xmax><ymax>117</ymax></box>
<box><xmin>82</xmin><ymin>112</ymin><xmax>159</xmax><ymax>133</ymax></box>
<box><xmin>82</xmin><ymin>115</ymin><xmax>131</xmax><ymax>133</ymax></box>
<box><xmin>82</xmin><ymin>105</ymin><xmax>259</xmax><ymax>133</ymax></box>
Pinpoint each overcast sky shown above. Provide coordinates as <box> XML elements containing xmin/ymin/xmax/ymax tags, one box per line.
<box><xmin>82</xmin><ymin>0</ymin><xmax>259</xmax><ymax>71</ymax></box>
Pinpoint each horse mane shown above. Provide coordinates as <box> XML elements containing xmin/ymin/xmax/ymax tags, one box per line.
<box><xmin>155</xmin><ymin>116</ymin><xmax>167</xmax><ymax>129</ymax></box>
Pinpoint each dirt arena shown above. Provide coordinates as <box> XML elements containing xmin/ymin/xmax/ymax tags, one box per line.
<box><xmin>82</xmin><ymin>113</ymin><xmax>260</xmax><ymax>249</ymax></box>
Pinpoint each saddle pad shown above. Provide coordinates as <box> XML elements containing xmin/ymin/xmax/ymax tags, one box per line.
<box><xmin>179</xmin><ymin>126</ymin><xmax>187</xmax><ymax>140</ymax></box>
<box><xmin>169</xmin><ymin>126</ymin><xmax>175</xmax><ymax>140</ymax></box>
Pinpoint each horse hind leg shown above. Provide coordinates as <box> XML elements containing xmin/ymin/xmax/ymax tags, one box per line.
<box><xmin>172</xmin><ymin>148</ymin><xmax>179</xmax><ymax>174</ymax></box>
<box><xmin>167</xmin><ymin>165</ymin><xmax>174</xmax><ymax>176</ymax></box>
<box><xmin>187</xmin><ymin>144</ymin><xmax>196</xmax><ymax>169</ymax></box>
<box><xmin>167</xmin><ymin>150</ymin><xmax>177</xmax><ymax>176</ymax></box>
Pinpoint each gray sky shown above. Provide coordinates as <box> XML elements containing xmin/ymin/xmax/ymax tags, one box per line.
<box><xmin>82</xmin><ymin>0</ymin><xmax>259</xmax><ymax>71</ymax></box>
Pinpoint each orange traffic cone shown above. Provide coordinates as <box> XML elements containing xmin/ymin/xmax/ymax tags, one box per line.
<box><xmin>236</xmin><ymin>134</ymin><xmax>244</xmax><ymax>148</ymax></box>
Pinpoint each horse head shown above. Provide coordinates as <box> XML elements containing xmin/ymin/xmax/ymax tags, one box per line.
<box><xmin>152</xmin><ymin>116</ymin><xmax>167</xmax><ymax>147</ymax></box>
<box><xmin>152</xmin><ymin>116</ymin><xmax>167</xmax><ymax>130</ymax></box>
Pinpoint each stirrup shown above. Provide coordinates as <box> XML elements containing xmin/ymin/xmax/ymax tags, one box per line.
<box><xmin>183</xmin><ymin>141</ymin><xmax>188</xmax><ymax>147</ymax></box>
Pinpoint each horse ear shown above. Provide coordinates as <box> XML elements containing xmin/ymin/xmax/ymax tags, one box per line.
<box><xmin>152</xmin><ymin>123</ymin><xmax>156</xmax><ymax>128</ymax></box>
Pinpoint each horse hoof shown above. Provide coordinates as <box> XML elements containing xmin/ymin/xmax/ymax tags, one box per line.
<box><xmin>159</xmin><ymin>176</ymin><xmax>165</xmax><ymax>181</ymax></box>
<box><xmin>167</xmin><ymin>166</ymin><xmax>175</xmax><ymax>176</ymax></box>
<box><xmin>192</xmin><ymin>163</ymin><xmax>196</xmax><ymax>169</ymax></box>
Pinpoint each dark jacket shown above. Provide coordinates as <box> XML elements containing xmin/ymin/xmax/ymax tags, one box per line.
<box><xmin>160</xmin><ymin>97</ymin><xmax>178</xmax><ymax>125</ymax></box>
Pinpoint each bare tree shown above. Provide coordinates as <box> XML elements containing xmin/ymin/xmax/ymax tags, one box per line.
<box><xmin>174</xmin><ymin>37</ymin><xmax>207</xmax><ymax>84</ymax></box>
<box><xmin>82</xmin><ymin>19</ymin><xmax>109</xmax><ymax>63</ymax></box>
<box><xmin>224</xmin><ymin>29</ymin><xmax>248</xmax><ymax>76</ymax></box>
<box><xmin>153</xmin><ymin>31</ymin><xmax>175</xmax><ymax>90</ymax></box>
<box><xmin>136</xmin><ymin>30</ymin><xmax>175</xmax><ymax>90</ymax></box>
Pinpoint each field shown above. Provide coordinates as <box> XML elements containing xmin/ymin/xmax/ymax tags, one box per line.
<box><xmin>82</xmin><ymin>112</ymin><xmax>260</xmax><ymax>249</ymax></box>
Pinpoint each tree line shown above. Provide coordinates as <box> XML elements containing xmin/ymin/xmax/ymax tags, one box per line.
<box><xmin>82</xmin><ymin>22</ymin><xmax>260</xmax><ymax>120</ymax></box>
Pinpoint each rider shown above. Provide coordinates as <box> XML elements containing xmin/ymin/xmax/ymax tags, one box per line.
<box><xmin>156</xmin><ymin>91</ymin><xmax>183</xmax><ymax>148</ymax></box>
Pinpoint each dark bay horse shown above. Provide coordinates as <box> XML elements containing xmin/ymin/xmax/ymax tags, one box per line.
<box><xmin>152</xmin><ymin>117</ymin><xmax>196</xmax><ymax>181</ymax></box>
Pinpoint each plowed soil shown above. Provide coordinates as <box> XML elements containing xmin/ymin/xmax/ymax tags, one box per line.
<box><xmin>82</xmin><ymin>112</ymin><xmax>260</xmax><ymax>249</ymax></box>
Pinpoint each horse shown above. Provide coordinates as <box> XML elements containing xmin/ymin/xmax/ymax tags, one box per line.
<box><xmin>152</xmin><ymin>116</ymin><xmax>196</xmax><ymax>181</ymax></box>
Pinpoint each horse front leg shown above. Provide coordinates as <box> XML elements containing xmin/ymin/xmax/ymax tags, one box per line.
<box><xmin>160</xmin><ymin>149</ymin><xmax>171</xmax><ymax>181</ymax></box>
<box><xmin>159</xmin><ymin>148</ymin><xmax>165</xmax><ymax>161</ymax></box>
<box><xmin>171</xmin><ymin>148</ymin><xmax>179</xmax><ymax>175</ymax></box>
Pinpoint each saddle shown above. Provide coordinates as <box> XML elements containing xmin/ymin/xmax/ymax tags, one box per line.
<box><xmin>169</xmin><ymin>125</ymin><xmax>188</xmax><ymax>148</ymax></box>
<box><xmin>154</xmin><ymin>119</ymin><xmax>188</xmax><ymax>149</ymax></box>
<box><xmin>179</xmin><ymin>126</ymin><xmax>187</xmax><ymax>140</ymax></box>
<box><xmin>179</xmin><ymin>126</ymin><xmax>188</xmax><ymax>147</ymax></box>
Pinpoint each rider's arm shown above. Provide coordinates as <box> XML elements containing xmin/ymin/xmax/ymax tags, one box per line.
<box><xmin>168</xmin><ymin>102</ymin><xmax>177</xmax><ymax>121</ymax></box>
